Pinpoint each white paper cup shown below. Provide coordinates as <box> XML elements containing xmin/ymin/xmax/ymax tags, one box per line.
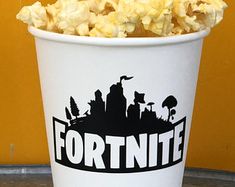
<box><xmin>29</xmin><ymin>27</ymin><xmax>209</xmax><ymax>187</ymax></box>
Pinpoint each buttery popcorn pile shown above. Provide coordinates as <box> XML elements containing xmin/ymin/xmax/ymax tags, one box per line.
<box><xmin>17</xmin><ymin>0</ymin><xmax>227</xmax><ymax>37</ymax></box>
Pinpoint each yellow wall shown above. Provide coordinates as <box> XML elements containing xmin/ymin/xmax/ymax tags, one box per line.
<box><xmin>0</xmin><ymin>0</ymin><xmax>234</xmax><ymax>171</ymax></box>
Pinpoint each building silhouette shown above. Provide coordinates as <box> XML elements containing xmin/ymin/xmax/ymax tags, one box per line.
<box><xmin>65</xmin><ymin>76</ymin><xmax>178</xmax><ymax>130</ymax></box>
<box><xmin>88</xmin><ymin>90</ymin><xmax>105</xmax><ymax>119</ymax></box>
<box><xmin>141</xmin><ymin>108</ymin><xmax>157</xmax><ymax>122</ymax></box>
<box><xmin>127</xmin><ymin>91</ymin><xmax>145</xmax><ymax>121</ymax></box>
<box><xmin>106</xmin><ymin>82</ymin><xmax>127</xmax><ymax>121</ymax></box>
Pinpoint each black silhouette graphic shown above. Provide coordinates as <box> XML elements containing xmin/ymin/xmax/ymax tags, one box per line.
<box><xmin>162</xmin><ymin>95</ymin><xmax>178</xmax><ymax>121</ymax></box>
<box><xmin>106</xmin><ymin>77</ymin><xmax>133</xmax><ymax>121</ymax></box>
<box><xmin>88</xmin><ymin>90</ymin><xmax>105</xmax><ymax>118</ymax></box>
<box><xmin>120</xmin><ymin>75</ymin><xmax>134</xmax><ymax>82</ymax></box>
<box><xmin>53</xmin><ymin>76</ymin><xmax>186</xmax><ymax>173</ymax></box>
<box><xmin>65</xmin><ymin>107</ymin><xmax>72</xmax><ymax>121</ymax></box>
<box><xmin>147</xmin><ymin>102</ymin><xmax>155</xmax><ymax>111</ymax></box>
<box><xmin>141</xmin><ymin>102</ymin><xmax>157</xmax><ymax>122</ymax></box>
<box><xmin>127</xmin><ymin>91</ymin><xmax>145</xmax><ymax>121</ymax></box>
<box><xmin>70</xmin><ymin>96</ymin><xmax>80</xmax><ymax>118</ymax></box>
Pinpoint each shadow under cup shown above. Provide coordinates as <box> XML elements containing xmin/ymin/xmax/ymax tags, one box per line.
<box><xmin>29</xmin><ymin>27</ymin><xmax>209</xmax><ymax>187</ymax></box>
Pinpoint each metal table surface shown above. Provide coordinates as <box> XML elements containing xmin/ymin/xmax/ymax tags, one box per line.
<box><xmin>0</xmin><ymin>174</ymin><xmax>235</xmax><ymax>187</ymax></box>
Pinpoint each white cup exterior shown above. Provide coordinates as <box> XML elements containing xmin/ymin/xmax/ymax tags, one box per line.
<box><xmin>29</xmin><ymin>27</ymin><xmax>209</xmax><ymax>187</ymax></box>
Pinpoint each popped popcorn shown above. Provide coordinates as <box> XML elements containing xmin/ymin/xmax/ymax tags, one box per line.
<box><xmin>46</xmin><ymin>0</ymin><xmax>95</xmax><ymax>35</ymax></box>
<box><xmin>172</xmin><ymin>0</ymin><xmax>227</xmax><ymax>34</ymax></box>
<box><xmin>16</xmin><ymin>2</ymin><xmax>48</xmax><ymax>29</ymax></box>
<box><xmin>16</xmin><ymin>0</ymin><xmax>227</xmax><ymax>37</ymax></box>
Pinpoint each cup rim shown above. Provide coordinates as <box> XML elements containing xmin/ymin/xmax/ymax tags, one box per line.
<box><xmin>29</xmin><ymin>26</ymin><xmax>210</xmax><ymax>47</ymax></box>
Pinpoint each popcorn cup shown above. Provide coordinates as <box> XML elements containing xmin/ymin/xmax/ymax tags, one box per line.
<box><xmin>29</xmin><ymin>27</ymin><xmax>209</xmax><ymax>187</ymax></box>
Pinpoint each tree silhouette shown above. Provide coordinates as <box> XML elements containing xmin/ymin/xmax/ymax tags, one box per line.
<box><xmin>65</xmin><ymin>107</ymin><xmax>72</xmax><ymax>120</ymax></box>
<box><xmin>70</xmin><ymin>97</ymin><xmax>79</xmax><ymax>118</ymax></box>
<box><xmin>162</xmin><ymin>95</ymin><xmax>177</xmax><ymax>122</ymax></box>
